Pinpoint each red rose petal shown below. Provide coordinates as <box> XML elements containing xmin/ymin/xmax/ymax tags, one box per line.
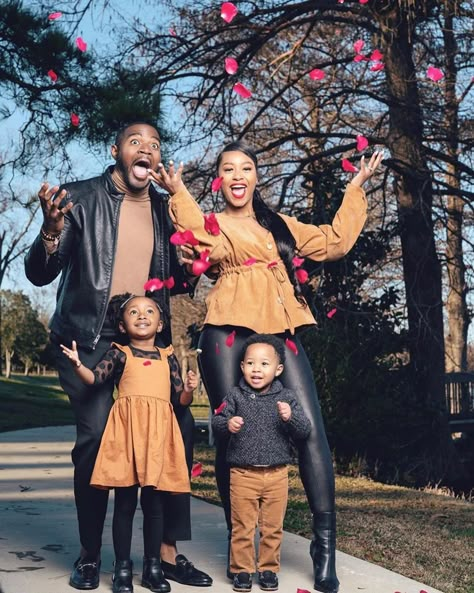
<box><xmin>296</xmin><ymin>590</ymin><xmax>311</xmax><ymax>593</ymax></box>
<box><xmin>354</xmin><ymin>39</ymin><xmax>365</xmax><ymax>54</ymax></box>
<box><xmin>47</xmin><ymin>69</ymin><xmax>58</xmax><ymax>82</ymax></box>
<box><xmin>370</xmin><ymin>49</ymin><xmax>383</xmax><ymax>61</ymax></box>
<box><xmin>225</xmin><ymin>57</ymin><xmax>239</xmax><ymax>75</ymax></box>
<box><xmin>295</xmin><ymin>269</ymin><xmax>309</xmax><ymax>284</ymax></box>
<box><xmin>70</xmin><ymin>113</ymin><xmax>80</xmax><ymax>127</ymax></box>
<box><xmin>356</xmin><ymin>135</ymin><xmax>368</xmax><ymax>151</ymax></box>
<box><xmin>225</xmin><ymin>330</ymin><xmax>236</xmax><ymax>347</ymax></box>
<box><xmin>169</xmin><ymin>28</ymin><xmax>177</xmax><ymax>36</ymax></box>
<box><xmin>327</xmin><ymin>308</ymin><xmax>337</xmax><ymax>318</ymax></box>
<box><xmin>243</xmin><ymin>258</ymin><xmax>257</xmax><ymax>266</ymax></box>
<box><xmin>342</xmin><ymin>158</ymin><xmax>358</xmax><ymax>173</ymax></box>
<box><xmin>163</xmin><ymin>276</ymin><xmax>175</xmax><ymax>289</ymax></box>
<box><xmin>427</xmin><ymin>66</ymin><xmax>444</xmax><ymax>82</ymax></box>
<box><xmin>211</xmin><ymin>176</ymin><xmax>223</xmax><ymax>192</ymax></box>
<box><xmin>233</xmin><ymin>82</ymin><xmax>252</xmax><ymax>99</ymax></box>
<box><xmin>267</xmin><ymin>261</ymin><xmax>278</xmax><ymax>269</ymax></box>
<box><xmin>192</xmin><ymin>259</ymin><xmax>211</xmax><ymax>276</ymax></box>
<box><xmin>214</xmin><ymin>401</ymin><xmax>227</xmax><ymax>414</ymax></box>
<box><xmin>75</xmin><ymin>37</ymin><xmax>87</xmax><ymax>52</ymax></box>
<box><xmin>170</xmin><ymin>230</ymin><xmax>199</xmax><ymax>246</ymax></box>
<box><xmin>143</xmin><ymin>360</ymin><xmax>152</xmax><ymax>366</ymax></box>
<box><xmin>353</xmin><ymin>54</ymin><xmax>366</xmax><ymax>63</ymax></box>
<box><xmin>359</xmin><ymin>0</ymin><xmax>369</xmax><ymax>3</ymax></box>
<box><xmin>204</xmin><ymin>213</ymin><xmax>221</xmax><ymax>235</ymax></box>
<box><xmin>144</xmin><ymin>278</ymin><xmax>164</xmax><ymax>292</ymax></box>
<box><xmin>370</xmin><ymin>62</ymin><xmax>385</xmax><ymax>72</ymax></box>
<box><xmin>285</xmin><ymin>338</ymin><xmax>298</xmax><ymax>355</ymax></box>
<box><xmin>191</xmin><ymin>462</ymin><xmax>203</xmax><ymax>477</ymax></box>
<box><xmin>309</xmin><ymin>69</ymin><xmax>325</xmax><ymax>80</ymax></box>
<box><xmin>292</xmin><ymin>256</ymin><xmax>304</xmax><ymax>267</ymax></box>
<box><xmin>221</xmin><ymin>2</ymin><xmax>238</xmax><ymax>23</ymax></box>
<box><xmin>48</xmin><ymin>12</ymin><xmax>62</xmax><ymax>20</ymax></box>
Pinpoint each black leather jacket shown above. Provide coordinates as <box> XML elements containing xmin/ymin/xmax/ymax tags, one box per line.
<box><xmin>24</xmin><ymin>167</ymin><xmax>189</xmax><ymax>349</ymax></box>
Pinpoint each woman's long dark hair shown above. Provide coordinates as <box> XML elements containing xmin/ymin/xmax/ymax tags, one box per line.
<box><xmin>217</xmin><ymin>141</ymin><xmax>305</xmax><ymax>304</ymax></box>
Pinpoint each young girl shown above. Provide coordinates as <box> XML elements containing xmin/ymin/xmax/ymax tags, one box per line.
<box><xmin>61</xmin><ymin>293</ymin><xmax>197</xmax><ymax>593</ymax></box>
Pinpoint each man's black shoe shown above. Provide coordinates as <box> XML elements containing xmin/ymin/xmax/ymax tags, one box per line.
<box><xmin>161</xmin><ymin>554</ymin><xmax>212</xmax><ymax>587</ymax></box>
<box><xmin>258</xmin><ymin>570</ymin><xmax>278</xmax><ymax>591</ymax></box>
<box><xmin>233</xmin><ymin>572</ymin><xmax>252</xmax><ymax>592</ymax></box>
<box><xmin>69</xmin><ymin>557</ymin><xmax>100</xmax><ymax>590</ymax></box>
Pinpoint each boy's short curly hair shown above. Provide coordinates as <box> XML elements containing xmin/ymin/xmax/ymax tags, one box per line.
<box><xmin>107</xmin><ymin>292</ymin><xmax>169</xmax><ymax>333</ymax></box>
<box><xmin>241</xmin><ymin>333</ymin><xmax>286</xmax><ymax>364</ymax></box>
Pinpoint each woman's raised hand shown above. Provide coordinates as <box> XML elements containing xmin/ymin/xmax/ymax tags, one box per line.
<box><xmin>351</xmin><ymin>150</ymin><xmax>385</xmax><ymax>188</ymax></box>
<box><xmin>149</xmin><ymin>161</ymin><xmax>185</xmax><ymax>195</ymax></box>
<box><xmin>38</xmin><ymin>182</ymin><xmax>72</xmax><ymax>234</ymax></box>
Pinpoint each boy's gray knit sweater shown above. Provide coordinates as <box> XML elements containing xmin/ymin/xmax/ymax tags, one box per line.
<box><xmin>211</xmin><ymin>378</ymin><xmax>311</xmax><ymax>467</ymax></box>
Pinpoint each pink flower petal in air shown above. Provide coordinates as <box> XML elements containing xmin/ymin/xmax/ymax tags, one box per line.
<box><xmin>192</xmin><ymin>249</ymin><xmax>211</xmax><ymax>276</ymax></box>
<box><xmin>267</xmin><ymin>261</ymin><xmax>278</xmax><ymax>269</ymax></box>
<box><xmin>233</xmin><ymin>82</ymin><xmax>252</xmax><ymax>99</ymax></box>
<box><xmin>296</xmin><ymin>589</ymin><xmax>311</xmax><ymax>593</ymax></box>
<box><xmin>285</xmin><ymin>338</ymin><xmax>298</xmax><ymax>355</ymax></box>
<box><xmin>70</xmin><ymin>113</ymin><xmax>80</xmax><ymax>127</ymax></box>
<box><xmin>359</xmin><ymin>0</ymin><xmax>369</xmax><ymax>3</ymax></box>
<box><xmin>216</xmin><ymin>342</ymin><xmax>220</xmax><ymax>355</ymax></box>
<box><xmin>309</xmin><ymin>69</ymin><xmax>325</xmax><ymax>80</ymax></box>
<box><xmin>427</xmin><ymin>66</ymin><xmax>444</xmax><ymax>82</ymax></box>
<box><xmin>354</xmin><ymin>39</ymin><xmax>365</xmax><ymax>54</ymax></box>
<box><xmin>211</xmin><ymin>176</ymin><xmax>223</xmax><ymax>192</ymax></box>
<box><xmin>75</xmin><ymin>37</ymin><xmax>87</xmax><ymax>52</ymax></box>
<box><xmin>163</xmin><ymin>277</ymin><xmax>175</xmax><ymax>289</ymax></box>
<box><xmin>296</xmin><ymin>269</ymin><xmax>309</xmax><ymax>284</ymax></box>
<box><xmin>327</xmin><ymin>308</ymin><xmax>337</xmax><ymax>318</ymax></box>
<box><xmin>214</xmin><ymin>401</ymin><xmax>227</xmax><ymax>414</ymax></box>
<box><xmin>353</xmin><ymin>54</ymin><xmax>366</xmax><ymax>63</ymax></box>
<box><xmin>221</xmin><ymin>2</ymin><xmax>238</xmax><ymax>23</ymax></box>
<box><xmin>243</xmin><ymin>258</ymin><xmax>257</xmax><ymax>266</ymax></box>
<box><xmin>169</xmin><ymin>28</ymin><xmax>177</xmax><ymax>36</ymax></box>
<box><xmin>342</xmin><ymin>158</ymin><xmax>358</xmax><ymax>173</ymax></box>
<box><xmin>225</xmin><ymin>57</ymin><xmax>239</xmax><ymax>75</ymax></box>
<box><xmin>144</xmin><ymin>278</ymin><xmax>164</xmax><ymax>292</ymax></box>
<box><xmin>170</xmin><ymin>230</ymin><xmax>199</xmax><ymax>246</ymax></box>
<box><xmin>204</xmin><ymin>213</ymin><xmax>221</xmax><ymax>235</ymax></box>
<box><xmin>143</xmin><ymin>360</ymin><xmax>152</xmax><ymax>366</ymax></box>
<box><xmin>370</xmin><ymin>62</ymin><xmax>385</xmax><ymax>72</ymax></box>
<box><xmin>370</xmin><ymin>49</ymin><xmax>383</xmax><ymax>61</ymax></box>
<box><xmin>48</xmin><ymin>12</ymin><xmax>62</xmax><ymax>20</ymax></box>
<box><xmin>191</xmin><ymin>462</ymin><xmax>203</xmax><ymax>478</ymax></box>
<box><xmin>225</xmin><ymin>330</ymin><xmax>236</xmax><ymax>347</ymax></box>
<box><xmin>292</xmin><ymin>256</ymin><xmax>304</xmax><ymax>267</ymax></box>
<box><xmin>47</xmin><ymin>69</ymin><xmax>58</xmax><ymax>82</ymax></box>
<box><xmin>356</xmin><ymin>135</ymin><xmax>368</xmax><ymax>151</ymax></box>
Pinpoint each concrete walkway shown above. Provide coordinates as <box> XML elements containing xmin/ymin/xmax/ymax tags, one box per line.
<box><xmin>0</xmin><ymin>426</ymin><xmax>445</xmax><ymax>593</ymax></box>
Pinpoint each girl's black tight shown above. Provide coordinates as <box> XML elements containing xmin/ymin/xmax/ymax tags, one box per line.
<box><xmin>198</xmin><ymin>325</ymin><xmax>335</xmax><ymax>530</ymax></box>
<box><xmin>113</xmin><ymin>485</ymin><xmax>164</xmax><ymax>560</ymax></box>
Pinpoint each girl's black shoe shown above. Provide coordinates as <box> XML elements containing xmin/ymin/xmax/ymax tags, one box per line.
<box><xmin>141</xmin><ymin>557</ymin><xmax>171</xmax><ymax>593</ymax></box>
<box><xmin>112</xmin><ymin>559</ymin><xmax>133</xmax><ymax>593</ymax></box>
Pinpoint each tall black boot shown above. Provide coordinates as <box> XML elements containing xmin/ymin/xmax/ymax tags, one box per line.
<box><xmin>310</xmin><ymin>512</ymin><xmax>339</xmax><ymax>593</ymax></box>
<box><xmin>112</xmin><ymin>559</ymin><xmax>133</xmax><ymax>593</ymax></box>
<box><xmin>141</xmin><ymin>557</ymin><xmax>170</xmax><ymax>593</ymax></box>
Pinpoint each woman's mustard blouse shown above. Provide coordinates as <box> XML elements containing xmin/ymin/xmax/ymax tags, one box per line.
<box><xmin>169</xmin><ymin>183</ymin><xmax>367</xmax><ymax>335</ymax></box>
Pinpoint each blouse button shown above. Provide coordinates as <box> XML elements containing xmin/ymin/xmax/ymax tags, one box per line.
<box><xmin>277</xmin><ymin>297</ymin><xmax>282</xmax><ymax>304</ymax></box>
<box><xmin>267</xmin><ymin>243</ymin><xmax>273</xmax><ymax>250</ymax></box>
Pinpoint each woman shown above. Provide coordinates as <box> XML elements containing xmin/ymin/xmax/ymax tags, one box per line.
<box><xmin>151</xmin><ymin>142</ymin><xmax>383</xmax><ymax>593</ymax></box>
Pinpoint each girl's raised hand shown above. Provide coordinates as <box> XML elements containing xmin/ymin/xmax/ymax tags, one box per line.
<box><xmin>351</xmin><ymin>150</ymin><xmax>385</xmax><ymax>188</ymax></box>
<box><xmin>148</xmin><ymin>161</ymin><xmax>185</xmax><ymax>195</ymax></box>
<box><xmin>184</xmin><ymin>369</ymin><xmax>198</xmax><ymax>392</ymax></box>
<box><xmin>60</xmin><ymin>340</ymin><xmax>81</xmax><ymax>367</ymax></box>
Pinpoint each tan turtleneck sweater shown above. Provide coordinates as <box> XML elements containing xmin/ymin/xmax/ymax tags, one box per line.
<box><xmin>109</xmin><ymin>169</ymin><xmax>154</xmax><ymax>298</ymax></box>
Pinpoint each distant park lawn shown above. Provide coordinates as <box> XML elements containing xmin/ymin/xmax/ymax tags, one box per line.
<box><xmin>1</xmin><ymin>374</ymin><xmax>473</xmax><ymax>593</ymax></box>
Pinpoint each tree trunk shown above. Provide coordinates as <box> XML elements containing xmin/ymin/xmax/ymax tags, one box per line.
<box><xmin>376</xmin><ymin>3</ymin><xmax>457</xmax><ymax>483</ymax></box>
<box><xmin>5</xmin><ymin>348</ymin><xmax>12</xmax><ymax>379</ymax></box>
<box><xmin>443</xmin><ymin>1</ymin><xmax>469</xmax><ymax>373</ymax></box>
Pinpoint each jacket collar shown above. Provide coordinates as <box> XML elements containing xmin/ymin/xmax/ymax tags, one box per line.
<box><xmin>238</xmin><ymin>377</ymin><xmax>283</xmax><ymax>397</ymax></box>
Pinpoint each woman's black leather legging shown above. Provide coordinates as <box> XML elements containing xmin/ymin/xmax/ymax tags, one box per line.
<box><xmin>198</xmin><ymin>325</ymin><xmax>335</xmax><ymax>531</ymax></box>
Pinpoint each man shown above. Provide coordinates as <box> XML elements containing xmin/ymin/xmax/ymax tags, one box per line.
<box><xmin>24</xmin><ymin>122</ymin><xmax>212</xmax><ymax>590</ymax></box>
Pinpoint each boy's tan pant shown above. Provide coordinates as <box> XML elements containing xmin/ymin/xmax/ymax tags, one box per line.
<box><xmin>229</xmin><ymin>465</ymin><xmax>288</xmax><ymax>574</ymax></box>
